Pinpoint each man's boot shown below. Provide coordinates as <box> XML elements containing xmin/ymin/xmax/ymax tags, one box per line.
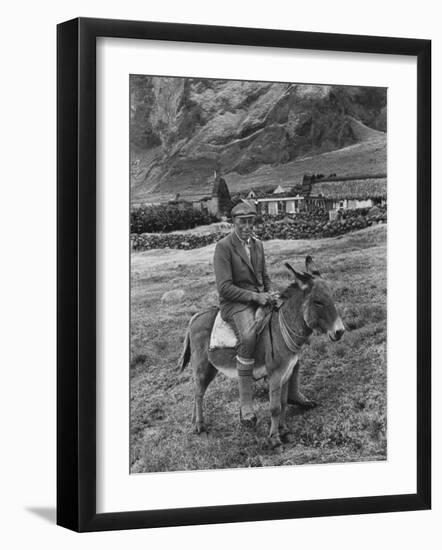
<box><xmin>236</xmin><ymin>357</ymin><xmax>257</xmax><ymax>427</ymax></box>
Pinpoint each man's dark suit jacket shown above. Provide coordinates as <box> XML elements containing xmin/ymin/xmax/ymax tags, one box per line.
<box><xmin>213</xmin><ymin>231</ymin><xmax>271</xmax><ymax>321</ymax></box>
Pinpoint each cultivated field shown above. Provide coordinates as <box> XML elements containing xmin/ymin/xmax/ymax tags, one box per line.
<box><xmin>130</xmin><ymin>224</ymin><xmax>387</xmax><ymax>473</ymax></box>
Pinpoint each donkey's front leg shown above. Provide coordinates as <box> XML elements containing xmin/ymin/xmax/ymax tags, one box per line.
<box><xmin>287</xmin><ymin>360</ymin><xmax>317</xmax><ymax>409</ymax></box>
<box><xmin>268</xmin><ymin>373</ymin><xmax>283</xmax><ymax>449</ymax></box>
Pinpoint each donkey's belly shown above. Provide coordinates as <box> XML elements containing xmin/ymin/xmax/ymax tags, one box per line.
<box><xmin>208</xmin><ymin>348</ymin><xmax>267</xmax><ymax>380</ymax></box>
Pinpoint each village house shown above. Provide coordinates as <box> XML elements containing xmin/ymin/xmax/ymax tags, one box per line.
<box><xmin>167</xmin><ymin>170</ymin><xmax>232</xmax><ymax>217</ymax></box>
<box><xmin>247</xmin><ymin>184</ymin><xmax>304</xmax><ymax>216</ymax></box>
<box><xmin>251</xmin><ymin>174</ymin><xmax>386</xmax><ymax>218</ymax></box>
<box><xmin>256</xmin><ymin>193</ymin><xmax>305</xmax><ymax>215</ymax></box>
<box><xmin>163</xmin><ymin>171</ymin><xmax>386</xmax><ymax>220</ymax></box>
<box><xmin>307</xmin><ymin>175</ymin><xmax>387</xmax><ymax>219</ymax></box>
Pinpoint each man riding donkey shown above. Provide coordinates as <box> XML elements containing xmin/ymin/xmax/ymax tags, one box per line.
<box><xmin>214</xmin><ymin>200</ymin><xmax>316</xmax><ymax>427</ymax></box>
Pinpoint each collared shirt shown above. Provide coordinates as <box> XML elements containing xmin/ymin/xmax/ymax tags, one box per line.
<box><xmin>234</xmin><ymin>230</ymin><xmax>252</xmax><ymax>260</ymax></box>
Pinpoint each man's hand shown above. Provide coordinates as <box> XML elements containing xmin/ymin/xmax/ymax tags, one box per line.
<box><xmin>268</xmin><ymin>290</ymin><xmax>281</xmax><ymax>303</ymax></box>
<box><xmin>254</xmin><ymin>292</ymin><xmax>272</xmax><ymax>306</ymax></box>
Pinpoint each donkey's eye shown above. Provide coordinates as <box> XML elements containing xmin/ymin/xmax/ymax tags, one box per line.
<box><xmin>313</xmin><ymin>300</ymin><xmax>323</xmax><ymax>307</ymax></box>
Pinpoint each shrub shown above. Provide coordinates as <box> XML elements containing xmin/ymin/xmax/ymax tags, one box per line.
<box><xmin>131</xmin><ymin>231</ymin><xmax>225</xmax><ymax>251</ymax></box>
<box><xmin>131</xmin><ymin>204</ymin><xmax>218</xmax><ymax>233</ymax></box>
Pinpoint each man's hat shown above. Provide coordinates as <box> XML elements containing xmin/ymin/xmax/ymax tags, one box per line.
<box><xmin>231</xmin><ymin>200</ymin><xmax>257</xmax><ymax>218</ymax></box>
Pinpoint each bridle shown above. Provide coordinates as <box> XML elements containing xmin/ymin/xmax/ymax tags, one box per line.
<box><xmin>263</xmin><ymin>290</ymin><xmax>312</xmax><ymax>356</ymax></box>
<box><xmin>278</xmin><ymin>305</ymin><xmax>311</xmax><ymax>353</ymax></box>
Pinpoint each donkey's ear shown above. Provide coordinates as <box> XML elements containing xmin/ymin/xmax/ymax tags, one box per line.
<box><xmin>284</xmin><ymin>262</ymin><xmax>313</xmax><ymax>289</ymax></box>
<box><xmin>305</xmin><ymin>255</ymin><xmax>321</xmax><ymax>276</ymax></box>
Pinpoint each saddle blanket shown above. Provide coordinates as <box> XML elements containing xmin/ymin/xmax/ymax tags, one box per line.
<box><xmin>209</xmin><ymin>312</ymin><xmax>238</xmax><ymax>351</ymax></box>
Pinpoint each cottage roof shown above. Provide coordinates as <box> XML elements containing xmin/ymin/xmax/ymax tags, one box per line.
<box><xmin>310</xmin><ymin>177</ymin><xmax>387</xmax><ymax>200</ymax></box>
<box><xmin>273</xmin><ymin>184</ymin><xmax>287</xmax><ymax>194</ymax></box>
<box><xmin>255</xmin><ymin>189</ymin><xmax>301</xmax><ymax>200</ymax></box>
<box><xmin>252</xmin><ymin>189</ymin><xmax>270</xmax><ymax>199</ymax></box>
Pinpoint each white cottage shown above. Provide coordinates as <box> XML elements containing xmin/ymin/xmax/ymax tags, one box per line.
<box><xmin>310</xmin><ymin>176</ymin><xmax>387</xmax><ymax>214</ymax></box>
<box><xmin>256</xmin><ymin>194</ymin><xmax>304</xmax><ymax>216</ymax></box>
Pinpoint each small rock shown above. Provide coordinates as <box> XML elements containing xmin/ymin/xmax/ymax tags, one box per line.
<box><xmin>161</xmin><ymin>289</ymin><xmax>185</xmax><ymax>303</ymax></box>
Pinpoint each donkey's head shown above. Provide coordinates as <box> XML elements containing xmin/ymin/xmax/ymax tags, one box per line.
<box><xmin>284</xmin><ymin>256</ymin><xmax>345</xmax><ymax>342</ymax></box>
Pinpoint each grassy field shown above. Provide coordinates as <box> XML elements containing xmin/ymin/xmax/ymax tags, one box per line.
<box><xmin>130</xmin><ymin>224</ymin><xmax>387</xmax><ymax>473</ymax></box>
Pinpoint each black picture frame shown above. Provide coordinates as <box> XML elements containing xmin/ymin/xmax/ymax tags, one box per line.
<box><xmin>57</xmin><ymin>17</ymin><xmax>431</xmax><ymax>532</ymax></box>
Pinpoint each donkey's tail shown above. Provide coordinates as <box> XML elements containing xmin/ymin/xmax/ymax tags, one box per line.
<box><xmin>177</xmin><ymin>308</ymin><xmax>217</xmax><ymax>372</ymax></box>
<box><xmin>176</xmin><ymin>324</ymin><xmax>191</xmax><ymax>372</ymax></box>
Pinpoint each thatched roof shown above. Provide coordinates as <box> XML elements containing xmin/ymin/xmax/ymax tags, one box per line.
<box><xmin>245</xmin><ymin>186</ymin><xmax>302</xmax><ymax>200</ymax></box>
<box><xmin>310</xmin><ymin>177</ymin><xmax>387</xmax><ymax>200</ymax></box>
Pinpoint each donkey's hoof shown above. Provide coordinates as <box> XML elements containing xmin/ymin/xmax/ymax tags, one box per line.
<box><xmin>193</xmin><ymin>423</ymin><xmax>207</xmax><ymax>435</ymax></box>
<box><xmin>240</xmin><ymin>411</ymin><xmax>257</xmax><ymax>429</ymax></box>
<box><xmin>269</xmin><ymin>435</ymin><xmax>283</xmax><ymax>450</ymax></box>
<box><xmin>288</xmin><ymin>397</ymin><xmax>318</xmax><ymax>410</ymax></box>
<box><xmin>280</xmin><ymin>428</ymin><xmax>292</xmax><ymax>443</ymax></box>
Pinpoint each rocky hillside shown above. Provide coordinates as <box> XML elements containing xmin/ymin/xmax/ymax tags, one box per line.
<box><xmin>130</xmin><ymin>77</ymin><xmax>386</xmax><ymax>203</ymax></box>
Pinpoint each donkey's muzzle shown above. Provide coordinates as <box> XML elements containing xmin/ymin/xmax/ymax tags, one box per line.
<box><xmin>328</xmin><ymin>318</ymin><xmax>345</xmax><ymax>341</ymax></box>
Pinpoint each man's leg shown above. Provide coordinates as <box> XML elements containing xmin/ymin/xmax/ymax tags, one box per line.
<box><xmin>231</xmin><ymin>308</ymin><xmax>257</xmax><ymax>426</ymax></box>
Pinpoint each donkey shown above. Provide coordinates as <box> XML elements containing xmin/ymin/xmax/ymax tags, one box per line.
<box><xmin>177</xmin><ymin>256</ymin><xmax>345</xmax><ymax>448</ymax></box>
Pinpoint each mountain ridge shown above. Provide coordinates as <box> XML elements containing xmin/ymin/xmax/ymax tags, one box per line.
<box><xmin>130</xmin><ymin>78</ymin><xmax>387</xmax><ymax>204</ymax></box>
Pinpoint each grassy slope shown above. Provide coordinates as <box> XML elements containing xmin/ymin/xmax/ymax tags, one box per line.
<box><xmin>226</xmin><ymin>135</ymin><xmax>386</xmax><ymax>194</ymax></box>
<box><xmin>130</xmin><ymin>224</ymin><xmax>387</xmax><ymax>473</ymax></box>
<box><xmin>137</xmin><ymin>134</ymin><xmax>386</xmax><ymax>204</ymax></box>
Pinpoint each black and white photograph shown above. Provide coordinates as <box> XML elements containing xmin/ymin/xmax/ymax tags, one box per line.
<box><xmin>0</xmin><ymin>0</ymin><xmax>436</xmax><ymax>542</ymax></box>
<box><xmin>129</xmin><ymin>76</ymin><xmax>388</xmax><ymax>473</ymax></box>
